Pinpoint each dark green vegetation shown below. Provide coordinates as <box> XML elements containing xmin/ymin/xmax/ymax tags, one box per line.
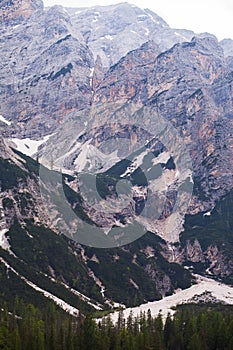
<box><xmin>182</xmin><ymin>189</ymin><xmax>233</xmax><ymax>250</ymax></box>
<box><xmin>0</xmin><ymin>145</ymin><xmax>232</xmax><ymax>319</ymax></box>
<box><xmin>0</xmin><ymin>245</ymin><xmax>102</xmax><ymax>314</ymax></box>
<box><xmin>1</xmin><ymin>301</ymin><xmax>233</xmax><ymax>350</ymax></box>
<box><xmin>0</xmin><ymin>223</ymin><xmax>193</xmax><ymax>312</ymax></box>
<box><xmin>0</xmin><ymin>150</ymin><xmax>193</xmax><ymax>313</ymax></box>
<box><xmin>85</xmin><ymin>232</ymin><xmax>193</xmax><ymax>307</ymax></box>
<box><xmin>180</xmin><ymin>189</ymin><xmax>233</xmax><ymax>282</ymax></box>
<box><xmin>0</xmin><ymin>158</ymin><xmax>27</xmax><ymax>191</ymax></box>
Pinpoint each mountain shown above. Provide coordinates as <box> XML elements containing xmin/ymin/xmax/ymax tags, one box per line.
<box><xmin>65</xmin><ymin>3</ymin><xmax>195</xmax><ymax>68</ymax></box>
<box><xmin>0</xmin><ymin>3</ymin><xmax>93</xmax><ymax>138</ymax></box>
<box><xmin>41</xmin><ymin>35</ymin><xmax>233</xmax><ymax>237</ymax></box>
<box><xmin>0</xmin><ymin>137</ymin><xmax>194</xmax><ymax>312</ymax></box>
<box><xmin>0</xmin><ymin>0</ymin><xmax>233</xmax><ymax>315</ymax></box>
<box><xmin>0</xmin><ymin>0</ymin><xmax>43</xmax><ymax>24</ymax></box>
<box><xmin>0</xmin><ymin>1</ymin><xmax>211</xmax><ymax>139</ymax></box>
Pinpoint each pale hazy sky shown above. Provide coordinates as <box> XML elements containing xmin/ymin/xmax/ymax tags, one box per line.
<box><xmin>43</xmin><ymin>0</ymin><xmax>233</xmax><ymax>40</ymax></box>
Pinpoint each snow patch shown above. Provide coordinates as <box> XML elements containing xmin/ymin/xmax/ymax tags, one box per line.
<box><xmin>100</xmin><ymin>35</ymin><xmax>114</xmax><ymax>41</ymax></box>
<box><xmin>152</xmin><ymin>151</ymin><xmax>171</xmax><ymax>166</ymax></box>
<box><xmin>10</xmin><ymin>135</ymin><xmax>52</xmax><ymax>157</ymax></box>
<box><xmin>144</xmin><ymin>27</ymin><xmax>149</xmax><ymax>36</ymax></box>
<box><xmin>108</xmin><ymin>274</ymin><xmax>233</xmax><ymax>322</ymax></box>
<box><xmin>203</xmin><ymin>211</ymin><xmax>211</xmax><ymax>217</ymax></box>
<box><xmin>92</xmin><ymin>13</ymin><xmax>100</xmax><ymax>23</ymax></box>
<box><xmin>74</xmin><ymin>143</ymin><xmax>120</xmax><ymax>173</ymax></box>
<box><xmin>0</xmin><ymin>229</ymin><xmax>10</xmax><ymax>251</ymax></box>
<box><xmin>105</xmin><ymin>34</ymin><xmax>114</xmax><ymax>40</ymax></box>
<box><xmin>0</xmin><ymin>196</ymin><xmax>12</xmax><ymax>253</ymax></box>
<box><xmin>0</xmin><ymin>115</ymin><xmax>11</xmax><ymax>126</ymax></box>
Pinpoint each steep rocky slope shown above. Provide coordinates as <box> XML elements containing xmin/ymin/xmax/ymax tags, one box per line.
<box><xmin>0</xmin><ymin>3</ymin><xmax>93</xmax><ymax>138</ymax></box>
<box><xmin>0</xmin><ymin>0</ymin><xmax>43</xmax><ymax>25</ymax></box>
<box><xmin>44</xmin><ymin>35</ymin><xmax>233</xmax><ymax>221</ymax></box>
<box><xmin>0</xmin><ymin>1</ymin><xmax>205</xmax><ymax>139</ymax></box>
<box><xmin>0</xmin><ymin>0</ymin><xmax>233</xmax><ymax>313</ymax></box>
<box><xmin>0</xmin><ymin>137</ymin><xmax>194</xmax><ymax>311</ymax></box>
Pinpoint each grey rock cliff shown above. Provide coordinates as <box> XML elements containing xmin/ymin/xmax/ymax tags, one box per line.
<box><xmin>0</xmin><ymin>2</ymin><xmax>94</xmax><ymax>138</ymax></box>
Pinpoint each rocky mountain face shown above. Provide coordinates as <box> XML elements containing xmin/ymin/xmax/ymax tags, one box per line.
<box><xmin>0</xmin><ymin>0</ymin><xmax>43</xmax><ymax>25</ymax></box>
<box><xmin>0</xmin><ymin>1</ymin><xmax>200</xmax><ymax>139</ymax></box>
<box><xmin>0</xmin><ymin>0</ymin><xmax>233</xmax><ymax>312</ymax></box>
<box><xmin>43</xmin><ymin>35</ymin><xmax>233</xmax><ymax>234</ymax></box>
<box><xmin>66</xmin><ymin>3</ymin><xmax>195</xmax><ymax>68</ymax></box>
<box><xmin>181</xmin><ymin>189</ymin><xmax>233</xmax><ymax>283</ymax></box>
<box><xmin>0</xmin><ymin>137</ymin><xmax>194</xmax><ymax>311</ymax></box>
<box><xmin>0</xmin><ymin>2</ymin><xmax>94</xmax><ymax>138</ymax></box>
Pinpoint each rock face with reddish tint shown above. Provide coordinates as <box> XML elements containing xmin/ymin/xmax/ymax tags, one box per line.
<box><xmin>0</xmin><ymin>2</ymin><xmax>199</xmax><ymax>139</ymax></box>
<box><xmin>1</xmin><ymin>1</ymin><xmax>232</xmax><ymax>213</ymax></box>
<box><xmin>0</xmin><ymin>0</ymin><xmax>43</xmax><ymax>24</ymax></box>
<box><xmin>83</xmin><ymin>35</ymin><xmax>233</xmax><ymax>213</ymax></box>
<box><xmin>0</xmin><ymin>1</ymin><xmax>233</xmax><ymax>301</ymax></box>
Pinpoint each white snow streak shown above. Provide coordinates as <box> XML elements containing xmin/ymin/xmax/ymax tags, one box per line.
<box><xmin>203</xmin><ymin>211</ymin><xmax>212</xmax><ymax>217</ymax></box>
<box><xmin>174</xmin><ymin>31</ymin><xmax>188</xmax><ymax>40</ymax></box>
<box><xmin>0</xmin><ymin>258</ymin><xmax>79</xmax><ymax>317</ymax></box>
<box><xmin>61</xmin><ymin>282</ymin><xmax>102</xmax><ymax>310</ymax></box>
<box><xmin>120</xmin><ymin>149</ymin><xmax>148</xmax><ymax>178</ymax></box>
<box><xmin>90</xmin><ymin>67</ymin><xmax>94</xmax><ymax>78</ymax></box>
<box><xmin>146</xmin><ymin>12</ymin><xmax>156</xmax><ymax>23</ymax></box>
<box><xmin>108</xmin><ymin>275</ymin><xmax>233</xmax><ymax>322</ymax></box>
<box><xmin>0</xmin><ymin>115</ymin><xmax>11</xmax><ymax>126</ymax></box>
<box><xmin>144</xmin><ymin>27</ymin><xmax>150</xmax><ymax>36</ymax></box>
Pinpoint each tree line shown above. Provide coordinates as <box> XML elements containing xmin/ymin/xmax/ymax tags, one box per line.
<box><xmin>1</xmin><ymin>299</ymin><xmax>233</xmax><ymax>349</ymax></box>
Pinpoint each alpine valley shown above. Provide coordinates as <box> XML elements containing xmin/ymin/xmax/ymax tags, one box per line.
<box><xmin>0</xmin><ymin>0</ymin><xmax>233</xmax><ymax>328</ymax></box>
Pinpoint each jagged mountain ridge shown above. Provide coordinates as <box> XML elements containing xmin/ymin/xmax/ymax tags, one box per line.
<box><xmin>0</xmin><ymin>0</ymin><xmax>233</xmax><ymax>313</ymax></box>
<box><xmin>0</xmin><ymin>0</ymin><xmax>226</xmax><ymax>139</ymax></box>
<box><xmin>65</xmin><ymin>2</ymin><xmax>194</xmax><ymax>68</ymax></box>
